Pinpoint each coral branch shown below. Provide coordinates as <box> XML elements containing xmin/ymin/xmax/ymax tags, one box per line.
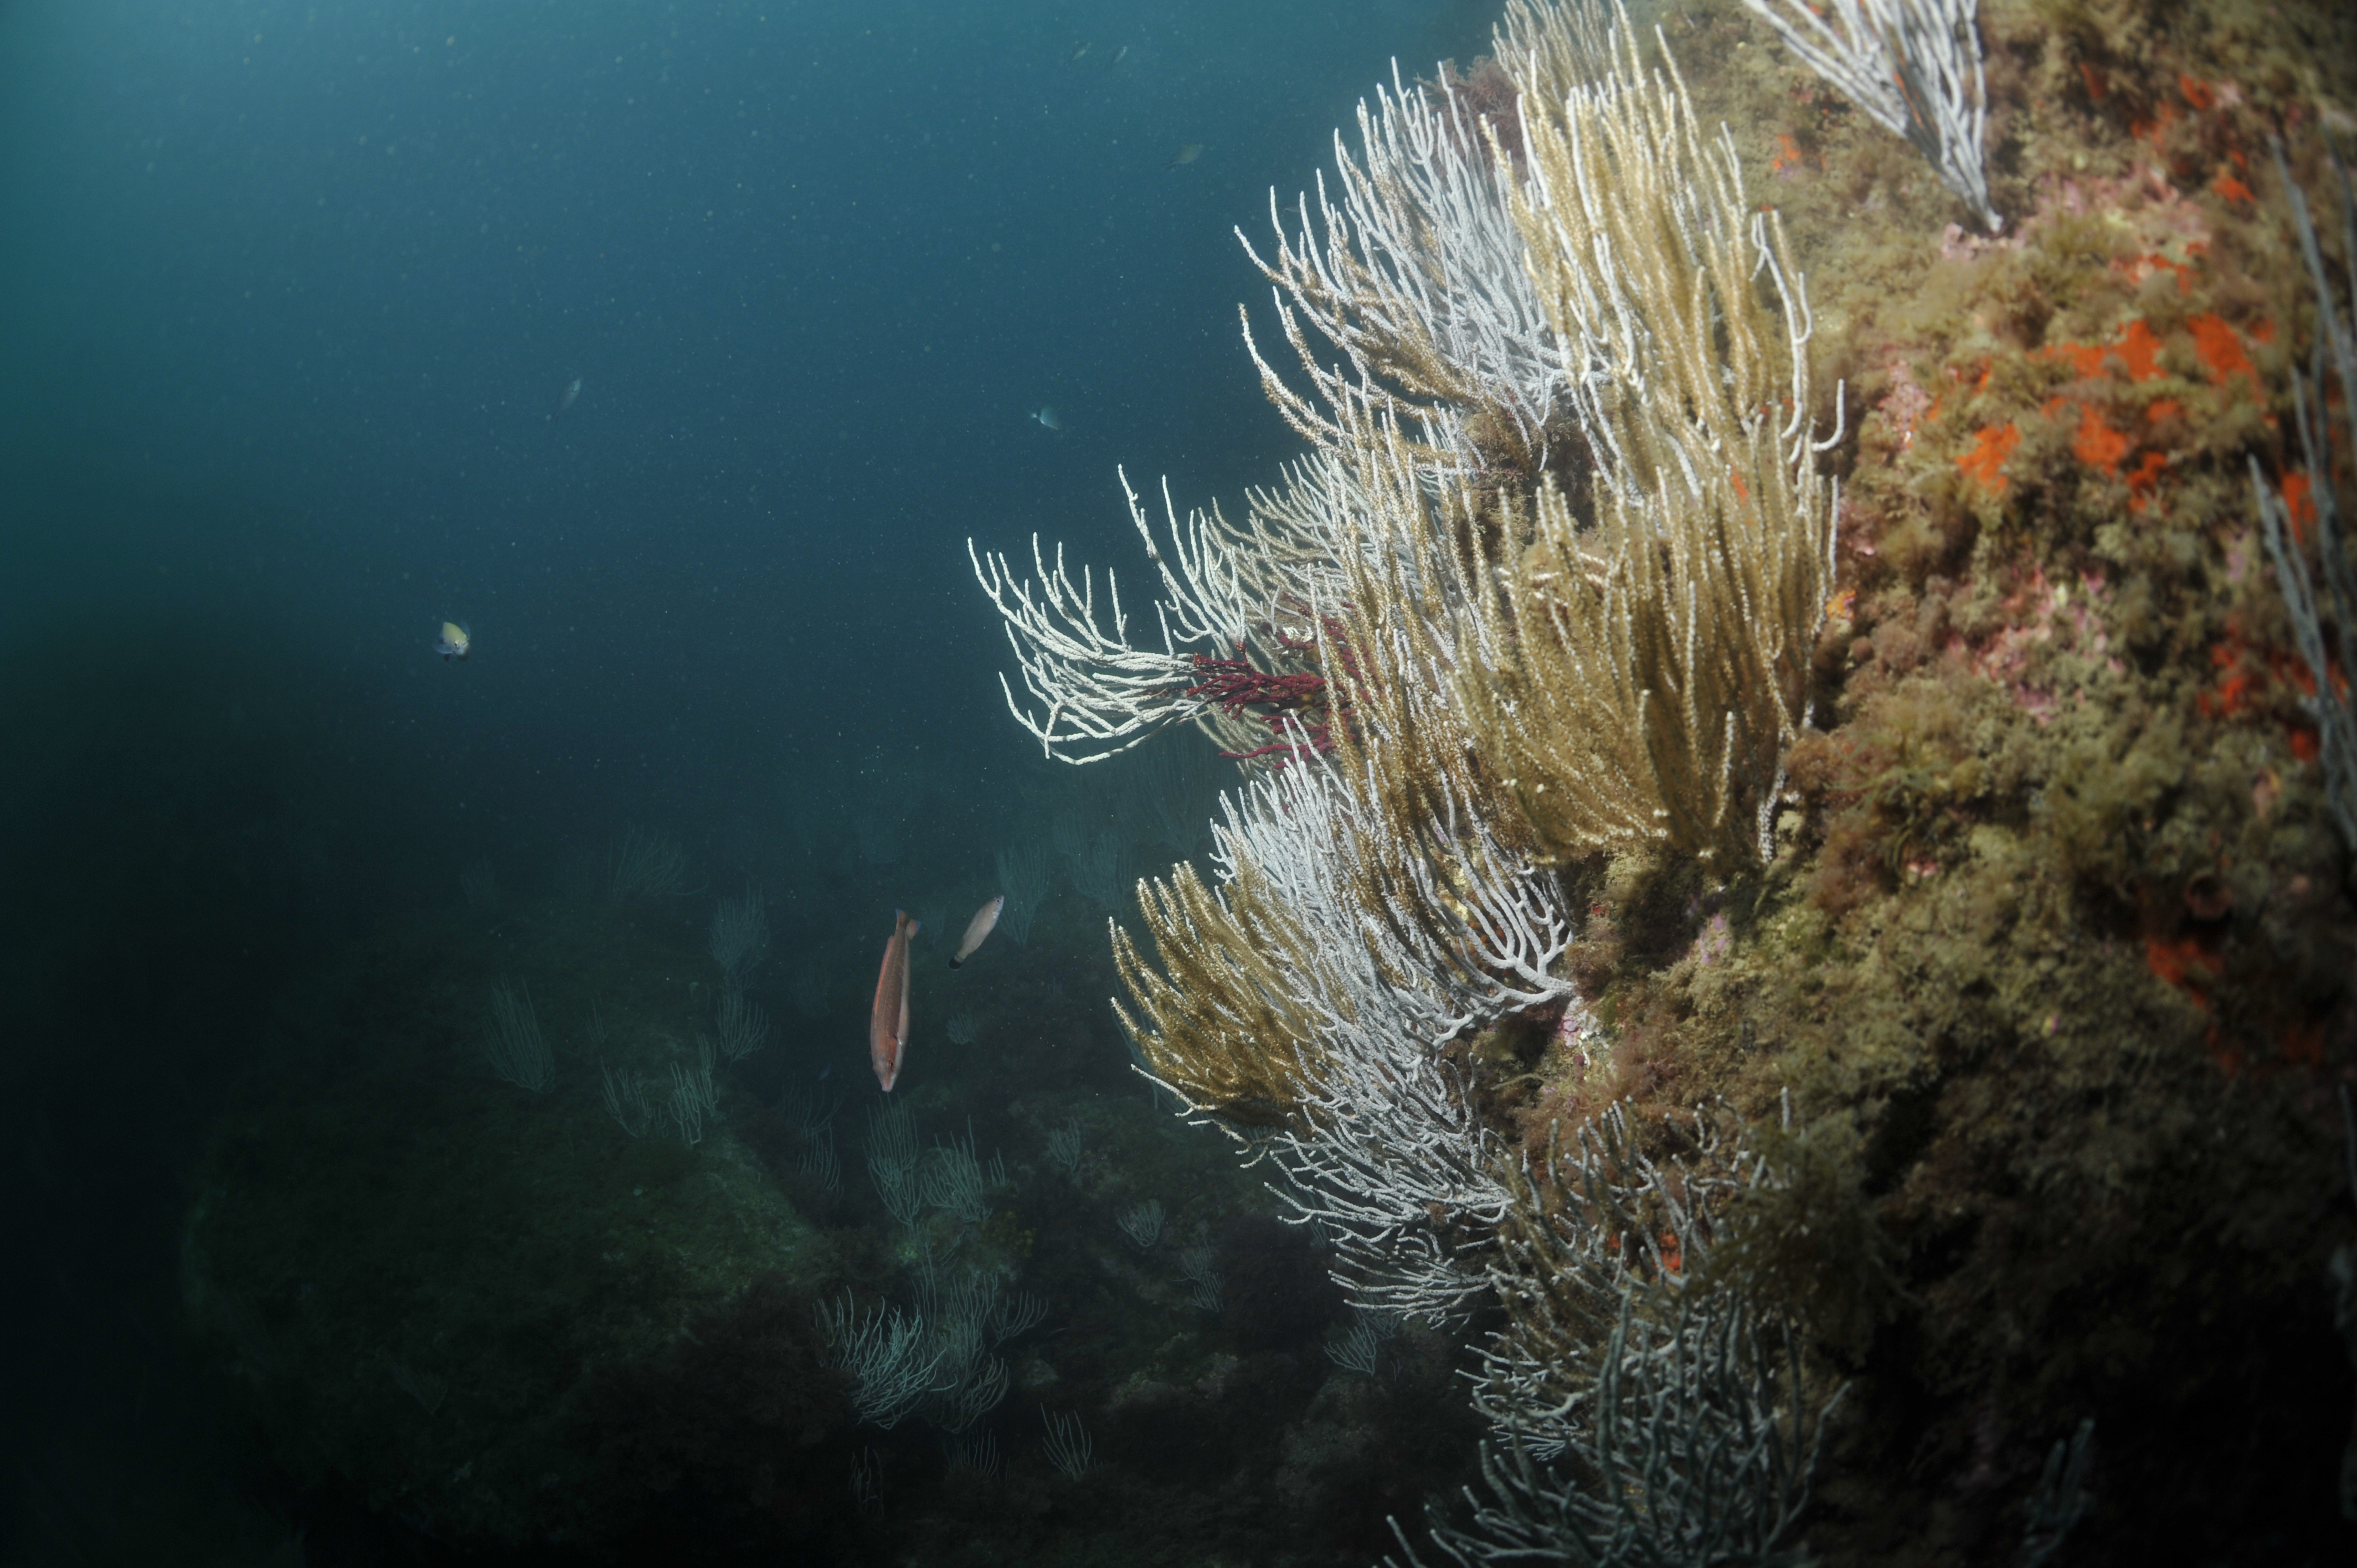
<box><xmin>1737</xmin><ymin>0</ymin><xmax>2000</xmax><ymax>230</ymax></box>
<box><xmin>1185</xmin><ymin>646</ymin><xmax>1341</xmax><ymax>760</ymax></box>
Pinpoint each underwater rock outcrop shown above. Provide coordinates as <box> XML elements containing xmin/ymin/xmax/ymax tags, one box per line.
<box><xmin>972</xmin><ymin>0</ymin><xmax>2357</xmax><ymax>1559</ymax></box>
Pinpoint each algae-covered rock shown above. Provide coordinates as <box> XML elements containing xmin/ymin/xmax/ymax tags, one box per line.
<box><xmin>179</xmin><ymin>897</ymin><xmax>852</xmax><ymax>1549</ymax></box>
<box><xmin>1491</xmin><ymin>2</ymin><xmax>2357</xmax><ymax>1554</ymax></box>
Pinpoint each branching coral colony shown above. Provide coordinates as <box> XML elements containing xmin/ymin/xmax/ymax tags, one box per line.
<box><xmin>2253</xmin><ymin>139</ymin><xmax>2357</xmax><ymax>855</ymax></box>
<box><xmin>1738</xmin><ymin>0</ymin><xmax>1999</xmax><ymax>231</ymax></box>
<box><xmin>974</xmin><ymin>0</ymin><xmax>2355</xmax><ymax>1556</ymax></box>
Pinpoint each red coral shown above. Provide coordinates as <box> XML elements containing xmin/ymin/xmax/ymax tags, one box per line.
<box><xmin>2118</xmin><ymin>319</ymin><xmax>2165</xmax><ymax>380</ymax></box>
<box><xmin>2196</xmin><ymin>622</ymin><xmax>2336</xmax><ymax>723</ymax></box>
<box><xmin>1958</xmin><ymin>423</ymin><xmax>2020</xmax><ymax>493</ymax></box>
<box><xmin>2072</xmin><ymin>404</ymin><xmax>2133</xmax><ymax>475</ymax></box>
<box><xmin>1185</xmin><ymin>636</ymin><xmax>1348</xmax><ymax>762</ymax></box>
<box><xmin>2188</xmin><ymin>312</ymin><xmax>2261</xmax><ymax>399</ymax></box>
<box><xmin>2145</xmin><ymin>932</ymin><xmax>2221</xmax><ymax>1010</ymax></box>
<box><xmin>2283</xmin><ymin>472</ymin><xmax>2317</xmax><ymax>541</ymax></box>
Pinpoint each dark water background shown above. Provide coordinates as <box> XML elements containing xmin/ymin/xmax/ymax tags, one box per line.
<box><xmin>0</xmin><ymin>0</ymin><xmax>1500</xmax><ymax>1556</ymax></box>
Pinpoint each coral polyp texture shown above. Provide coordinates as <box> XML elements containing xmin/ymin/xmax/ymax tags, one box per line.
<box><xmin>974</xmin><ymin>0</ymin><xmax>2357</xmax><ymax>1558</ymax></box>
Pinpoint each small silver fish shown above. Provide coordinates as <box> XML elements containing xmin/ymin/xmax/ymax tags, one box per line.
<box><xmin>950</xmin><ymin>895</ymin><xmax>1005</xmax><ymax>968</ymax></box>
<box><xmin>1031</xmin><ymin>405</ymin><xmax>1063</xmax><ymax>432</ymax></box>
<box><xmin>553</xmin><ymin>376</ymin><xmax>583</xmax><ymax>417</ymax></box>
<box><xmin>435</xmin><ymin>621</ymin><xmax>472</xmax><ymax>660</ymax></box>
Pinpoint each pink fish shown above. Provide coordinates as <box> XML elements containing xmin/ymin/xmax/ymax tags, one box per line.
<box><xmin>868</xmin><ymin>909</ymin><xmax>920</xmax><ymax>1091</ymax></box>
<box><xmin>950</xmin><ymin>895</ymin><xmax>1005</xmax><ymax>968</ymax></box>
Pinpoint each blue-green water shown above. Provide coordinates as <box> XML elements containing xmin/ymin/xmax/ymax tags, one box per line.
<box><xmin>0</xmin><ymin>2</ymin><xmax>1502</xmax><ymax>1561</ymax></box>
